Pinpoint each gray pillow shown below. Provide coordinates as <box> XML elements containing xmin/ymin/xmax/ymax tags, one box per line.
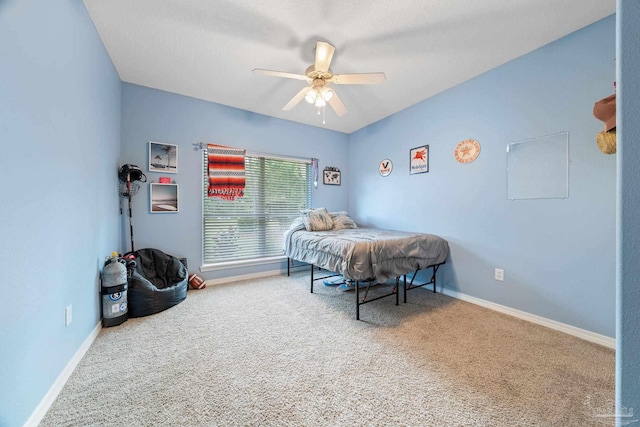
<box><xmin>300</xmin><ymin>207</ymin><xmax>334</xmax><ymax>231</ymax></box>
<box><xmin>329</xmin><ymin>211</ymin><xmax>358</xmax><ymax>230</ymax></box>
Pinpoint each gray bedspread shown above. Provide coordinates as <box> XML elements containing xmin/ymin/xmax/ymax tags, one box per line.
<box><xmin>284</xmin><ymin>227</ymin><xmax>449</xmax><ymax>282</ymax></box>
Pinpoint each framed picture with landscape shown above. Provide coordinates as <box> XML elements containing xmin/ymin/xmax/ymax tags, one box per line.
<box><xmin>150</xmin><ymin>183</ymin><xmax>179</xmax><ymax>213</ymax></box>
<box><xmin>149</xmin><ymin>141</ymin><xmax>178</xmax><ymax>173</ymax></box>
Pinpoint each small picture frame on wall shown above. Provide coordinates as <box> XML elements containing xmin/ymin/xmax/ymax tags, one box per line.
<box><xmin>149</xmin><ymin>141</ymin><xmax>178</xmax><ymax>173</ymax></box>
<box><xmin>323</xmin><ymin>167</ymin><xmax>341</xmax><ymax>185</ymax></box>
<box><xmin>410</xmin><ymin>145</ymin><xmax>429</xmax><ymax>175</ymax></box>
<box><xmin>150</xmin><ymin>183</ymin><xmax>179</xmax><ymax>213</ymax></box>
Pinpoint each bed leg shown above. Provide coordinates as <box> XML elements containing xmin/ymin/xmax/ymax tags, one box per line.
<box><xmin>403</xmin><ymin>274</ymin><xmax>407</xmax><ymax>303</ymax></box>
<box><xmin>355</xmin><ymin>280</ymin><xmax>360</xmax><ymax>320</ymax></box>
<box><xmin>432</xmin><ymin>264</ymin><xmax>438</xmax><ymax>293</ymax></box>
<box><xmin>287</xmin><ymin>258</ymin><xmax>290</xmax><ymax>277</ymax></box>
<box><xmin>310</xmin><ymin>264</ymin><xmax>314</xmax><ymax>293</ymax></box>
<box><xmin>395</xmin><ymin>277</ymin><xmax>399</xmax><ymax>306</ymax></box>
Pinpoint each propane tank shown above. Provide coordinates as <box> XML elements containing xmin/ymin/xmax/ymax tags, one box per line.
<box><xmin>101</xmin><ymin>252</ymin><xmax>128</xmax><ymax>327</ymax></box>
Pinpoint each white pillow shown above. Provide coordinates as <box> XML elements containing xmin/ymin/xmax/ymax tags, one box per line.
<box><xmin>329</xmin><ymin>211</ymin><xmax>358</xmax><ymax>230</ymax></box>
<box><xmin>288</xmin><ymin>217</ymin><xmax>305</xmax><ymax>230</ymax></box>
<box><xmin>300</xmin><ymin>208</ymin><xmax>334</xmax><ymax>231</ymax></box>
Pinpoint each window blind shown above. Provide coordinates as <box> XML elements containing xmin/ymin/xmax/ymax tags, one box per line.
<box><xmin>203</xmin><ymin>153</ymin><xmax>311</xmax><ymax>264</ymax></box>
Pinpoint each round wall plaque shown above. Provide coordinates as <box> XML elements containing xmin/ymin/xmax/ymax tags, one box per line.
<box><xmin>379</xmin><ymin>159</ymin><xmax>393</xmax><ymax>176</ymax></box>
<box><xmin>454</xmin><ymin>139</ymin><xmax>481</xmax><ymax>163</ymax></box>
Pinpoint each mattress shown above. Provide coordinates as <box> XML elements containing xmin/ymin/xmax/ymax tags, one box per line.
<box><xmin>284</xmin><ymin>227</ymin><xmax>449</xmax><ymax>282</ymax></box>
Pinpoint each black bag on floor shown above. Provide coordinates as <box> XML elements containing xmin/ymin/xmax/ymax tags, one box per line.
<box><xmin>125</xmin><ymin>248</ymin><xmax>188</xmax><ymax>317</ymax></box>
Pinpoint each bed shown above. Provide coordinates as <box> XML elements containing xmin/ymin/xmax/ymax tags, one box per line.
<box><xmin>284</xmin><ymin>209</ymin><xmax>449</xmax><ymax>319</ymax></box>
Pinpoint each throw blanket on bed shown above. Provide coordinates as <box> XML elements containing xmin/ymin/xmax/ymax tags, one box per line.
<box><xmin>207</xmin><ymin>144</ymin><xmax>246</xmax><ymax>200</ymax></box>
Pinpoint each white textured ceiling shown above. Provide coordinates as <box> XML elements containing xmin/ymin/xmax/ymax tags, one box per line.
<box><xmin>83</xmin><ymin>0</ymin><xmax>615</xmax><ymax>134</ymax></box>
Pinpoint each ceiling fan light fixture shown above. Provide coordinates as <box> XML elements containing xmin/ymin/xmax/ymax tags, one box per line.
<box><xmin>304</xmin><ymin>90</ymin><xmax>316</xmax><ymax>104</ymax></box>
<box><xmin>255</xmin><ymin>41</ymin><xmax>384</xmax><ymax>120</ymax></box>
<box><xmin>305</xmin><ymin>90</ymin><xmax>317</xmax><ymax>104</ymax></box>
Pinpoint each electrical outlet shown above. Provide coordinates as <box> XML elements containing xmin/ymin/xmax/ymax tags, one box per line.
<box><xmin>65</xmin><ymin>305</ymin><xmax>72</xmax><ymax>327</ymax></box>
<box><xmin>495</xmin><ymin>268</ymin><xmax>504</xmax><ymax>282</ymax></box>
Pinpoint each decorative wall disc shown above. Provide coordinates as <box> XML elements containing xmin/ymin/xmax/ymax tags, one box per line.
<box><xmin>379</xmin><ymin>159</ymin><xmax>393</xmax><ymax>176</ymax></box>
<box><xmin>454</xmin><ymin>139</ymin><xmax>481</xmax><ymax>163</ymax></box>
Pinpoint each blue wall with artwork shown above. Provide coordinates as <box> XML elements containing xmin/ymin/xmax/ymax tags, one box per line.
<box><xmin>120</xmin><ymin>83</ymin><xmax>349</xmax><ymax>281</ymax></box>
<box><xmin>0</xmin><ymin>0</ymin><xmax>122</xmax><ymax>426</ymax></box>
<box><xmin>348</xmin><ymin>16</ymin><xmax>617</xmax><ymax>338</ymax></box>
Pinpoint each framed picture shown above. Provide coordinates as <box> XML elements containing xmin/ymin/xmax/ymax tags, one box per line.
<box><xmin>149</xmin><ymin>141</ymin><xmax>178</xmax><ymax>173</ymax></box>
<box><xmin>150</xmin><ymin>183</ymin><xmax>179</xmax><ymax>213</ymax></box>
<box><xmin>323</xmin><ymin>167</ymin><xmax>341</xmax><ymax>185</ymax></box>
<box><xmin>410</xmin><ymin>145</ymin><xmax>429</xmax><ymax>175</ymax></box>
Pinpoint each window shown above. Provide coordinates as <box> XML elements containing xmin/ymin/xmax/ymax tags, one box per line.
<box><xmin>203</xmin><ymin>153</ymin><xmax>311</xmax><ymax>266</ymax></box>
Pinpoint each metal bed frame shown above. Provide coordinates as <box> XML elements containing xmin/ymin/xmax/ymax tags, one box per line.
<box><xmin>287</xmin><ymin>258</ymin><xmax>445</xmax><ymax>320</ymax></box>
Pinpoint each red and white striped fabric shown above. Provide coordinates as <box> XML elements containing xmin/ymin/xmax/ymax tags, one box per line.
<box><xmin>207</xmin><ymin>144</ymin><xmax>246</xmax><ymax>200</ymax></box>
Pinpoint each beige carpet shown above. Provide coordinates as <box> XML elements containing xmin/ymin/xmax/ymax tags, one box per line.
<box><xmin>40</xmin><ymin>272</ymin><xmax>615</xmax><ymax>426</ymax></box>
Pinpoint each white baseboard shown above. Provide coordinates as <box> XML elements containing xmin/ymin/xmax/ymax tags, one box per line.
<box><xmin>442</xmin><ymin>287</ymin><xmax>615</xmax><ymax>349</ymax></box>
<box><xmin>24</xmin><ymin>322</ymin><xmax>102</xmax><ymax>427</ymax></box>
<box><xmin>204</xmin><ymin>265</ymin><xmax>306</xmax><ymax>287</ymax></box>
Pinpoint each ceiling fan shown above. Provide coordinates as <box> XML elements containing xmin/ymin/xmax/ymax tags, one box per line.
<box><xmin>252</xmin><ymin>41</ymin><xmax>385</xmax><ymax>119</ymax></box>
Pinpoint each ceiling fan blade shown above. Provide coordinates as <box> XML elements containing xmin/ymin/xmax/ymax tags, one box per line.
<box><xmin>331</xmin><ymin>72</ymin><xmax>386</xmax><ymax>85</ymax></box>
<box><xmin>327</xmin><ymin>91</ymin><xmax>348</xmax><ymax>117</ymax></box>
<box><xmin>314</xmin><ymin>41</ymin><xmax>335</xmax><ymax>73</ymax></box>
<box><xmin>252</xmin><ymin>68</ymin><xmax>310</xmax><ymax>82</ymax></box>
<box><xmin>283</xmin><ymin>87</ymin><xmax>311</xmax><ymax>111</ymax></box>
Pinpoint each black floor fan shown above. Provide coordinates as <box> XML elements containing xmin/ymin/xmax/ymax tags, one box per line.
<box><xmin>118</xmin><ymin>164</ymin><xmax>147</xmax><ymax>252</ymax></box>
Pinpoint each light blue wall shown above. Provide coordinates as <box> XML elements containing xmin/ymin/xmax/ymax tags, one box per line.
<box><xmin>121</xmin><ymin>83</ymin><xmax>349</xmax><ymax>280</ymax></box>
<box><xmin>0</xmin><ymin>1</ymin><xmax>122</xmax><ymax>426</ymax></box>
<box><xmin>348</xmin><ymin>16</ymin><xmax>617</xmax><ymax>337</ymax></box>
<box><xmin>616</xmin><ymin>0</ymin><xmax>640</xmax><ymax>415</ymax></box>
